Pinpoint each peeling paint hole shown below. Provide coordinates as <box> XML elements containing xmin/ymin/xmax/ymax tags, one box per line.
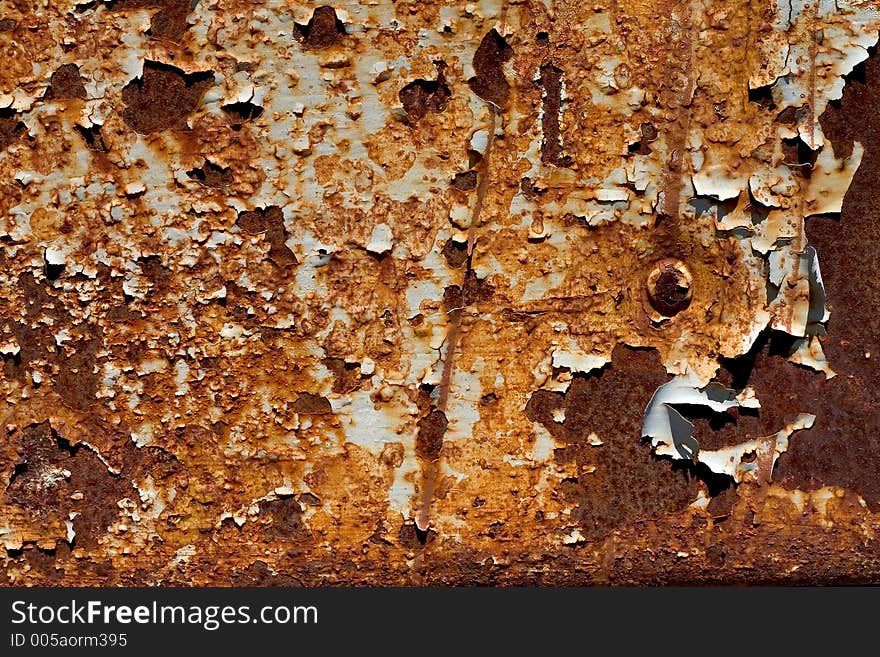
<box><xmin>646</xmin><ymin>259</ymin><xmax>692</xmax><ymax>316</ymax></box>
<box><xmin>629</xmin><ymin>122</ymin><xmax>658</xmax><ymax>155</ymax></box>
<box><xmin>108</xmin><ymin>0</ymin><xmax>199</xmax><ymax>42</ymax></box>
<box><xmin>672</xmin><ymin>404</ymin><xmax>759</xmax><ymax>438</ymax></box>
<box><xmin>398</xmin><ymin>522</ymin><xmax>434</xmax><ymax>547</ymax></box>
<box><xmin>291</xmin><ymin>392</ymin><xmax>332</xmax><ymax>415</ymax></box>
<box><xmin>539</xmin><ymin>63</ymin><xmax>572</xmax><ymax>167</ymax></box>
<box><xmin>413</xmin><ymin>526</ymin><xmax>429</xmax><ymax>544</ymax></box>
<box><xmin>295</xmin><ymin>6</ymin><xmax>346</xmax><ymax>50</ymax></box>
<box><xmin>74</xmin><ymin>124</ymin><xmax>108</xmax><ymax>152</ymax></box>
<box><xmin>719</xmin><ymin>329</ymin><xmax>799</xmax><ymax>390</ymax></box>
<box><xmin>187</xmin><ymin>160</ymin><xmax>233</xmax><ymax>188</ymax></box>
<box><xmin>748</xmin><ymin>84</ymin><xmax>775</xmax><ymax>110</ymax></box>
<box><xmin>781</xmin><ymin>137</ymin><xmax>818</xmax><ymax>177</ymax></box>
<box><xmin>0</xmin><ymin>18</ymin><xmax>18</xmax><ymax>31</ymax></box>
<box><xmin>0</xmin><ymin>108</ymin><xmax>26</xmax><ymax>152</ymax></box>
<box><xmin>1</xmin><ymin>347</ymin><xmax>21</xmax><ymax>367</ymax></box>
<box><xmin>674</xmin><ymin>404</ymin><xmax>742</xmax><ymax>432</ymax></box>
<box><xmin>121</xmin><ymin>61</ymin><xmax>213</xmax><ymax>134</ymax></box>
<box><xmin>297</xmin><ymin>492</ymin><xmax>321</xmax><ymax>506</ymax></box>
<box><xmin>441</xmin><ymin>237</ymin><xmax>468</xmax><ymax>268</ymax></box>
<box><xmin>450</xmin><ymin>170</ymin><xmax>478</xmax><ymax>191</ymax></box>
<box><xmin>468</xmin><ymin>29</ymin><xmax>513</xmax><ymax>109</ymax></box>
<box><xmin>684</xmin><ymin>462</ymin><xmax>735</xmax><ymax>498</ymax></box>
<box><xmin>323</xmin><ymin>357</ymin><xmax>362</xmax><ymax>394</ymax></box>
<box><xmin>399</xmin><ymin>62</ymin><xmax>450</xmax><ymax>121</ymax></box>
<box><xmin>520</xmin><ymin>176</ymin><xmax>545</xmax><ymax>199</ymax></box>
<box><xmin>9</xmin><ymin>461</ymin><xmax>28</xmax><ymax>485</ymax></box>
<box><xmin>443</xmin><ymin>284</ymin><xmax>463</xmax><ymax>311</ymax></box>
<box><xmin>672</xmin><ymin>403</ymin><xmax>760</xmax><ymax>455</ymax></box>
<box><xmin>706</xmin><ymin>484</ymin><xmax>737</xmax><ymax>521</ymax></box>
<box><xmin>536</xmin><ymin>31</ymin><xmax>549</xmax><ymax>45</ymax></box>
<box><xmin>44</xmin><ymin>260</ymin><xmax>65</xmax><ymax>281</ymax></box>
<box><xmin>843</xmin><ymin>48</ymin><xmax>872</xmax><ymax>86</ymax></box>
<box><xmin>44</xmin><ymin>64</ymin><xmax>87</xmax><ymax>101</ymax></box>
<box><xmin>235</xmin><ymin>206</ymin><xmax>297</xmax><ymax>267</ymax></box>
<box><xmin>221</xmin><ymin>100</ymin><xmax>264</xmax><ymax>126</ymax></box>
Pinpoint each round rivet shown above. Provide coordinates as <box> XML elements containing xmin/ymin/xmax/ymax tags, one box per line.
<box><xmin>646</xmin><ymin>259</ymin><xmax>693</xmax><ymax>316</ymax></box>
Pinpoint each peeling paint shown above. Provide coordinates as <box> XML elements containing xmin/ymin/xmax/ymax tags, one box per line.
<box><xmin>1</xmin><ymin>0</ymin><xmax>879</xmax><ymax>585</ymax></box>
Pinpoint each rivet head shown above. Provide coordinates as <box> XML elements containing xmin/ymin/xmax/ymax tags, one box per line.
<box><xmin>646</xmin><ymin>259</ymin><xmax>693</xmax><ymax>317</ymax></box>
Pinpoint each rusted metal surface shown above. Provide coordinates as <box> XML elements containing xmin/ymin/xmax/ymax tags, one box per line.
<box><xmin>1</xmin><ymin>1</ymin><xmax>880</xmax><ymax>585</ymax></box>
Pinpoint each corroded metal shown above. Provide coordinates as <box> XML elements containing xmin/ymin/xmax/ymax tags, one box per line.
<box><xmin>1</xmin><ymin>1</ymin><xmax>880</xmax><ymax>585</ymax></box>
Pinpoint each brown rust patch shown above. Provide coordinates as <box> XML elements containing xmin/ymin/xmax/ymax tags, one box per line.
<box><xmin>441</xmin><ymin>237</ymin><xmax>468</xmax><ymax>268</ymax></box>
<box><xmin>461</xmin><ymin>269</ymin><xmax>494</xmax><ymax>305</ymax></box>
<box><xmin>324</xmin><ymin>357</ymin><xmax>363</xmax><ymax>394</ymax></box>
<box><xmin>443</xmin><ymin>284</ymin><xmax>463</xmax><ymax>312</ymax></box>
<box><xmin>0</xmin><ymin>107</ymin><xmax>26</xmax><ymax>152</ymax></box>
<box><xmin>231</xmin><ymin>561</ymin><xmax>303</xmax><ymax>587</ymax></box>
<box><xmin>110</xmin><ymin>0</ymin><xmax>196</xmax><ymax>43</ymax></box>
<box><xmin>3</xmin><ymin>0</ymin><xmax>879</xmax><ymax>587</ymax></box>
<box><xmin>54</xmin><ymin>337</ymin><xmax>101</xmax><ymax>412</ymax></box>
<box><xmin>769</xmin><ymin>52</ymin><xmax>880</xmax><ymax>508</ymax></box>
<box><xmin>295</xmin><ymin>6</ymin><xmax>346</xmax><ymax>51</ymax></box>
<box><xmin>121</xmin><ymin>61</ymin><xmax>213</xmax><ymax>134</ymax></box>
<box><xmin>235</xmin><ymin>206</ymin><xmax>298</xmax><ymax>268</ymax></box>
<box><xmin>538</xmin><ymin>62</ymin><xmax>571</xmax><ymax>167</ymax></box>
<box><xmin>468</xmin><ymin>29</ymin><xmax>513</xmax><ymax>109</ymax></box>
<box><xmin>526</xmin><ymin>345</ymin><xmax>699</xmax><ymax>539</ymax></box>
<box><xmin>44</xmin><ymin>64</ymin><xmax>87</xmax><ymax>101</ymax></box>
<box><xmin>3</xmin><ymin>422</ymin><xmax>158</xmax><ymax>550</ymax></box>
<box><xmin>399</xmin><ymin>62</ymin><xmax>451</xmax><ymax>121</ymax></box>
<box><xmin>74</xmin><ymin>123</ymin><xmax>109</xmax><ymax>152</ymax></box>
<box><xmin>260</xmin><ymin>496</ymin><xmax>311</xmax><ymax>543</ymax></box>
<box><xmin>450</xmin><ymin>170</ymin><xmax>478</xmax><ymax>192</ymax></box>
<box><xmin>291</xmin><ymin>392</ymin><xmax>333</xmax><ymax>415</ymax></box>
<box><xmin>187</xmin><ymin>160</ymin><xmax>233</xmax><ymax>188</ymax></box>
<box><xmin>416</xmin><ymin>409</ymin><xmax>447</xmax><ymax>462</ymax></box>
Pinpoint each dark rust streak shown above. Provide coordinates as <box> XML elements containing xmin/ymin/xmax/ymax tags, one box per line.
<box><xmin>415</xmin><ymin>109</ymin><xmax>497</xmax><ymax>532</ymax></box>
<box><xmin>655</xmin><ymin>7</ymin><xmax>695</xmax><ymax>252</ymax></box>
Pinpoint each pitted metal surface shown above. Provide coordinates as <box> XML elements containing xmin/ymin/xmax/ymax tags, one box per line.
<box><xmin>1</xmin><ymin>1</ymin><xmax>879</xmax><ymax>585</ymax></box>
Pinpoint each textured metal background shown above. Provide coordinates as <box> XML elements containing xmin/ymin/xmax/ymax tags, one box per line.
<box><xmin>1</xmin><ymin>1</ymin><xmax>879</xmax><ymax>585</ymax></box>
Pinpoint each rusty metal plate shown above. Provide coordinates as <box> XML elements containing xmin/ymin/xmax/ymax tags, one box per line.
<box><xmin>2</xmin><ymin>1</ymin><xmax>880</xmax><ymax>585</ymax></box>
